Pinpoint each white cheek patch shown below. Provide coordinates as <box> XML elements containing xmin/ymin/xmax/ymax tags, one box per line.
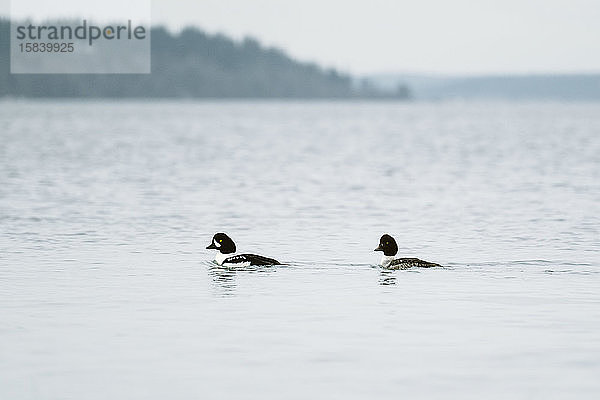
<box><xmin>214</xmin><ymin>240</ymin><xmax>221</xmax><ymax>248</ymax></box>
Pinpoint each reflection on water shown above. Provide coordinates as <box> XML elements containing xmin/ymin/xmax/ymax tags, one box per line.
<box><xmin>208</xmin><ymin>265</ymin><xmax>238</xmax><ymax>294</ymax></box>
<box><xmin>379</xmin><ymin>269</ymin><xmax>397</xmax><ymax>286</ymax></box>
<box><xmin>208</xmin><ymin>263</ymin><xmax>279</xmax><ymax>296</ymax></box>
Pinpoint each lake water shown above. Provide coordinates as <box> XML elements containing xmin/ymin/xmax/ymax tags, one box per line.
<box><xmin>1</xmin><ymin>100</ymin><xmax>599</xmax><ymax>399</ymax></box>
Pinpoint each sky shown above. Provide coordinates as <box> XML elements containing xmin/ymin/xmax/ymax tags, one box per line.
<box><xmin>2</xmin><ymin>0</ymin><xmax>600</xmax><ymax>75</ymax></box>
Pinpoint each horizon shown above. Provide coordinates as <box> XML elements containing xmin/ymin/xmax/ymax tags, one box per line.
<box><xmin>1</xmin><ymin>0</ymin><xmax>600</xmax><ymax>76</ymax></box>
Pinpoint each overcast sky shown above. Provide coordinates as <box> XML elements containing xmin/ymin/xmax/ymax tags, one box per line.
<box><xmin>3</xmin><ymin>0</ymin><xmax>599</xmax><ymax>75</ymax></box>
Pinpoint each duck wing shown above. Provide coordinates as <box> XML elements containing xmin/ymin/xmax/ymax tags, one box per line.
<box><xmin>224</xmin><ymin>254</ymin><xmax>281</xmax><ymax>266</ymax></box>
<box><xmin>389</xmin><ymin>258</ymin><xmax>441</xmax><ymax>269</ymax></box>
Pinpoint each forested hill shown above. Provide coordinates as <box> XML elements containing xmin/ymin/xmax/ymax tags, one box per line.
<box><xmin>0</xmin><ymin>19</ymin><xmax>409</xmax><ymax>99</ymax></box>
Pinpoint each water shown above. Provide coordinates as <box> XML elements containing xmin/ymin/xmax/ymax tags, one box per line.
<box><xmin>1</xmin><ymin>100</ymin><xmax>599</xmax><ymax>399</ymax></box>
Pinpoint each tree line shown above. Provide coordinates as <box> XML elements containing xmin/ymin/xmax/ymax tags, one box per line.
<box><xmin>0</xmin><ymin>19</ymin><xmax>411</xmax><ymax>99</ymax></box>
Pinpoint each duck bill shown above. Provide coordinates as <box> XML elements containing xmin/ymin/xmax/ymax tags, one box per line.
<box><xmin>374</xmin><ymin>245</ymin><xmax>383</xmax><ymax>252</ymax></box>
<box><xmin>206</xmin><ymin>243</ymin><xmax>217</xmax><ymax>249</ymax></box>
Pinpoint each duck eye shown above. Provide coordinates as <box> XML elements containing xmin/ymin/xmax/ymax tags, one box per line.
<box><xmin>219</xmin><ymin>239</ymin><xmax>222</xmax><ymax>242</ymax></box>
<box><xmin>386</xmin><ymin>242</ymin><xmax>389</xmax><ymax>244</ymax></box>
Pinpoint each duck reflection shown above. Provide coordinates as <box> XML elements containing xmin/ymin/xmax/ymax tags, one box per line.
<box><xmin>208</xmin><ymin>264</ymin><xmax>278</xmax><ymax>296</ymax></box>
<box><xmin>379</xmin><ymin>269</ymin><xmax>397</xmax><ymax>286</ymax></box>
<box><xmin>208</xmin><ymin>265</ymin><xmax>237</xmax><ymax>294</ymax></box>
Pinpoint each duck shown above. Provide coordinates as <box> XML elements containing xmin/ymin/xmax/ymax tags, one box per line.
<box><xmin>374</xmin><ymin>234</ymin><xmax>441</xmax><ymax>269</ymax></box>
<box><xmin>207</xmin><ymin>232</ymin><xmax>281</xmax><ymax>267</ymax></box>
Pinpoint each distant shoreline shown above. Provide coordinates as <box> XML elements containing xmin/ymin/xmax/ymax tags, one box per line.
<box><xmin>364</xmin><ymin>73</ymin><xmax>600</xmax><ymax>101</ymax></box>
<box><xmin>2</xmin><ymin>97</ymin><xmax>599</xmax><ymax>103</ymax></box>
<box><xmin>0</xmin><ymin>19</ymin><xmax>410</xmax><ymax>100</ymax></box>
